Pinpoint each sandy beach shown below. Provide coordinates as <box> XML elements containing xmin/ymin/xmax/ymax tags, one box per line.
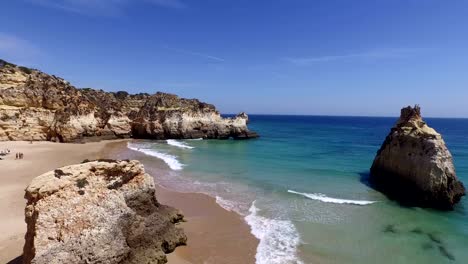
<box><xmin>0</xmin><ymin>140</ymin><xmax>258</xmax><ymax>264</ymax></box>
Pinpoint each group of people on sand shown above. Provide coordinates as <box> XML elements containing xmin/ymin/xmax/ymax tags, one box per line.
<box><xmin>0</xmin><ymin>149</ymin><xmax>11</xmax><ymax>160</ymax></box>
<box><xmin>0</xmin><ymin>148</ymin><xmax>26</xmax><ymax>160</ymax></box>
<box><xmin>0</xmin><ymin>149</ymin><xmax>11</xmax><ymax>155</ymax></box>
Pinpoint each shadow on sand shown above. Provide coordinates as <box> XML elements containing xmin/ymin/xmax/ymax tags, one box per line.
<box><xmin>7</xmin><ymin>255</ymin><xmax>22</xmax><ymax>264</ymax></box>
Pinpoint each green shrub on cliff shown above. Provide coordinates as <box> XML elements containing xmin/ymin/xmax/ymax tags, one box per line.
<box><xmin>19</xmin><ymin>66</ymin><xmax>33</xmax><ymax>74</ymax></box>
<box><xmin>0</xmin><ymin>59</ymin><xmax>17</xmax><ymax>68</ymax></box>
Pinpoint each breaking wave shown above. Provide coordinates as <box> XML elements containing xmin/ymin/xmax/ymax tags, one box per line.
<box><xmin>166</xmin><ymin>139</ymin><xmax>194</xmax><ymax>149</ymax></box>
<box><xmin>245</xmin><ymin>201</ymin><xmax>304</xmax><ymax>264</ymax></box>
<box><xmin>288</xmin><ymin>190</ymin><xmax>376</xmax><ymax>205</ymax></box>
<box><xmin>127</xmin><ymin>143</ymin><xmax>183</xmax><ymax>170</ymax></box>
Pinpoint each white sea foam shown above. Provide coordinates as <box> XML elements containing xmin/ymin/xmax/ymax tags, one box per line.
<box><xmin>127</xmin><ymin>143</ymin><xmax>183</xmax><ymax>170</ymax></box>
<box><xmin>215</xmin><ymin>196</ymin><xmax>240</xmax><ymax>213</ymax></box>
<box><xmin>187</xmin><ymin>138</ymin><xmax>203</xmax><ymax>141</ymax></box>
<box><xmin>288</xmin><ymin>190</ymin><xmax>376</xmax><ymax>205</ymax></box>
<box><xmin>245</xmin><ymin>201</ymin><xmax>304</xmax><ymax>264</ymax></box>
<box><xmin>166</xmin><ymin>139</ymin><xmax>194</xmax><ymax>149</ymax></box>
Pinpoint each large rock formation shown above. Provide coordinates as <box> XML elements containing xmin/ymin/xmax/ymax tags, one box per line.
<box><xmin>0</xmin><ymin>59</ymin><xmax>258</xmax><ymax>142</ymax></box>
<box><xmin>370</xmin><ymin>105</ymin><xmax>465</xmax><ymax>209</ymax></box>
<box><xmin>23</xmin><ymin>159</ymin><xmax>186</xmax><ymax>264</ymax></box>
<box><xmin>132</xmin><ymin>92</ymin><xmax>259</xmax><ymax>139</ymax></box>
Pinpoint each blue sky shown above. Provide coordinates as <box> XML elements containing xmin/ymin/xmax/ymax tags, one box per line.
<box><xmin>1</xmin><ymin>0</ymin><xmax>468</xmax><ymax>117</ymax></box>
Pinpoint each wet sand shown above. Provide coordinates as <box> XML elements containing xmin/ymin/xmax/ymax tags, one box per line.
<box><xmin>158</xmin><ymin>185</ymin><xmax>258</xmax><ymax>264</ymax></box>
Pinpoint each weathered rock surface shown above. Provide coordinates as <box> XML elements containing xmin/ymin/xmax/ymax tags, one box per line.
<box><xmin>23</xmin><ymin>159</ymin><xmax>187</xmax><ymax>264</ymax></box>
<box><xmin>370</xmin><ymin>105</ymin><xmax>465</xmax><ymax>209</ymax></box>
<box><xmin>0</xmin><ymin>59</ymin><xmax>257</xmax><ymax>142</ymax></box>
<box><xmin>132</xmin><ymin>92</ymin><xmax>259</xmax><ymax>139</ymax></box>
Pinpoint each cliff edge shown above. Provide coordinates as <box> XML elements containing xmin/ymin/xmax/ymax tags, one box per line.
<box><xmin>0</xmin><ymin>59</ymin><xmax>258</xmax><ymax>142</ymax></box>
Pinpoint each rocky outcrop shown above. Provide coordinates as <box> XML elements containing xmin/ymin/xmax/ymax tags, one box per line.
<box><xmin>370</xmin><ymin>105</ymin><xmax>465</xmax><ymax>210</ymax></box>
<box><xmin>131</xmin><ymin>92</ymin><xmax>259</xmax><ymax>139</ymax></box>
<box><xmin>23</xmin><ymin>159</ymin><xmax>186</xmax><ymax>264</ymax></box>
<box><xmin>0</xmin><ymin>59</ymin><xmax>257</xmax><ymax>142</ymax></box>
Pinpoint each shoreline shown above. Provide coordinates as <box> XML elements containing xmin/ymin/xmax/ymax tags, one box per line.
<box><xmin>157</xmin><ymin>184</ymin><xmax>258</xmax><ymax>264</ymax></box>
<box><xmin>0</xmin><ymin>140</ymin><xmax>258</xmax><ymax>264</ymax></box>
<box><xmin>102</xmin><ymin>140</ymin><xmax>259</xmax><ymax>264</ymax></box>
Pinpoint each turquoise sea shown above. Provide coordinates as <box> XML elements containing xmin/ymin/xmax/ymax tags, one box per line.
<box><xmin>127</xmin><ymin>115</ymin><xmax>468</xmax><ymax>264</ymax></box>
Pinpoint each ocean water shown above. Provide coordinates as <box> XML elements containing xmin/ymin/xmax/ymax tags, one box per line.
<box><xmin>127</xmin><ymin>115</ymin><xmax>468</xmax><ymax>264</ymax></box>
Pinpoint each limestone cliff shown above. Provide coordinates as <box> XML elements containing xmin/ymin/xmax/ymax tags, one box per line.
<box><xmin>0</xmin><ymin>59</ymin><xmax>257</xmax><ymax>142</ymax></box>
<box><xmin>132</xmin><ymin>92</ymin><xmax>259</xmax><ymax>139</ymax></box>
<box><xmin>370</xmin><ymin>105</ymin><xmax>465</xmax><ymax>209</ymax></box>
<box><xmin>23</xmin><ymin>159</ymin><xmax>187</xmax><ymax>264</ymax></box>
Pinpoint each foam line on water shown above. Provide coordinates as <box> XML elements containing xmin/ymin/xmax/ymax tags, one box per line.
<box><xmin>166</xmin><ymin>139</ymin><xmax>194</xmax><ymax>149</ymax></box>
<box><xmin>288</xmin><ymin>190</ymin><xmax>376</xmax><ymax>205</ymax></box>
<box><xmin>245</xmin><ymin>201</ymin><xmax>304</xmax><ymax>264</ymax></box>
<box><xmin>127</xmin><ymin>143</ymin><xmax>183</xmax><ymax>171</ymax></box>
<box><xmin>215</xmin><ymin>196</ymin><xmax>241</xmax><ymax>214</ymax></box>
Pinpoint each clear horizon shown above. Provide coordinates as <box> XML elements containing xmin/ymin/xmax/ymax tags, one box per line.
<box><xmin>1</xmin><ymin>1</ymin><xmax>468</xmax><ymax>117</ymax></box>
<box><xmin>224</xmin><ymin>113</ymin><xmax>468</xmax><ymax>119</ymax></box>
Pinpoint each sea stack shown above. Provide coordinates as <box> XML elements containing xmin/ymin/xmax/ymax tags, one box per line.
<box><xmin>370</xmin><ymin>105</ymin><xmax>465</xmax><ymax>210</ymax></box>
<box><xmin>23</xmin><ymin>160</ymin><xmax>186</xmax><ymax>264</ymax></box>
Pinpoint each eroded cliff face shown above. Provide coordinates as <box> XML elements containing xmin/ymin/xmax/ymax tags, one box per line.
<box><xmin>23</xmin><ymin>159</ymin><xmax>187</xmax><ymax>264</ymax></box>
<box><xmin>370</xmin><ymin>106</ymin><xmax>465</xmax><ymax>209</ymax></box>
<box><xmin>0</xmin><ymin>59</ymin><xmax>257</xmax><ymax>142</ymax></box>
<box><xmin>132</xmin><ymin>92</ymin><xmax>259</xmax><ymax>139</ymax></box>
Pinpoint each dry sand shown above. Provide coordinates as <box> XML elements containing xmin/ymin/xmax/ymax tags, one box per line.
<box><xmin>0</xmin><ymin>140</ymin><xmax>258</xmax><ymax>264</ymax></box>
<box><xmin>0</xmin><ymin>140</ymin><xmax>111</xmax><ymax>263</ymax></box>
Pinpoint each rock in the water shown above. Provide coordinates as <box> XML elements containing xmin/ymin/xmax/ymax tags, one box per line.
<box><xmin>23</xmin><ymin>159</ymin><xmax>187</xmax><ymax>264</ymax></box>
<box><xmin>370</xmin><ymin>105</ymin><xmax>465</xmax><ymax>209</ymax></box>
<box><xmin>0</xmin><ymin>59</ymin><xmax>258</xmax><ymax>142</ymax></box>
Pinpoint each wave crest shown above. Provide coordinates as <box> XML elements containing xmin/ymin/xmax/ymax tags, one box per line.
<box><xmin>288</xmin><ymin>190</ymin><xmax>376</xmax><ymax>205</ymax></box>
<box><xmin>166</xmin><ymin>139</ymin><xmax>194</xmax><ymax>149</ymax></box>
<box><xmin>127</xmin><ymin>143</ymin><xmax>184</xmax><ymax>170</ymax></box>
